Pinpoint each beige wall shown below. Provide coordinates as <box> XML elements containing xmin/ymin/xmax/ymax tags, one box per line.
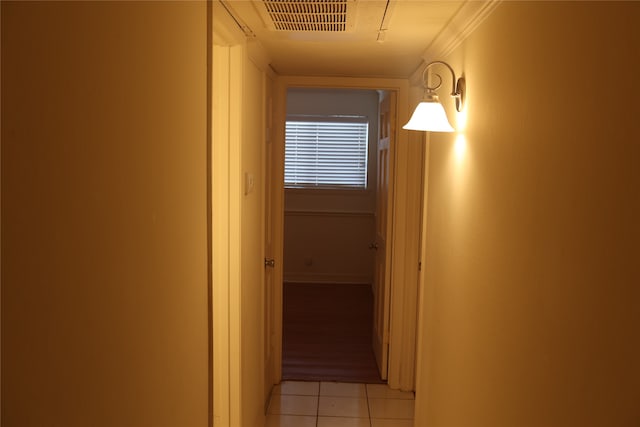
<box><xmin>284</xmin><ymin>212</ymin><xmax>375</xmax><ymax>284</ymax></box>
<box><xmin>416</xmin><ymin>2</ymin><xmax>640</xmax><ymax>426</ymax></box>
<box><xmin>2</xmin><ymin>3</ymin><xmax>209</xmax><ymax>426</ymax></box>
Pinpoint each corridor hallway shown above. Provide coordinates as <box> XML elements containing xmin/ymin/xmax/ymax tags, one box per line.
<box><xmin>267</xmin><ymin>381</ymin><xmax>414</xmax><ymax>427</ymax></box>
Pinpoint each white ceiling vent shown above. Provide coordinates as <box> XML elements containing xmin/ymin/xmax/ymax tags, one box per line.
<box><xmin>259</xmin><ymin>0</ymin><xmax>357</xmax><ymax>32</ymax></box>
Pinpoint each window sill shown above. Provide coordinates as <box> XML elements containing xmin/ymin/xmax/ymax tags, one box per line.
<box><xmin>285</xmin><ymin>187</ymin><xmax>372</xmax><ymax>196</ymax></box>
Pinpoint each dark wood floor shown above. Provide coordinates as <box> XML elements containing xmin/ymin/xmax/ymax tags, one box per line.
<box><xmin>282</xmin><ymin>282</ymin><xmax>384</xmax><ymax>384</ymax></box>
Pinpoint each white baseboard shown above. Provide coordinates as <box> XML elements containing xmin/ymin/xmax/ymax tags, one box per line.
<box><xmin>284</xmin><ymin>272</ymin><xmax>372</xmax><ymax>285</ymax></box>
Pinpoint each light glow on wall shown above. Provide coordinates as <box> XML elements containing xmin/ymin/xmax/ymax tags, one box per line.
<box><xmin>454</xmin><ymin>134</ymin><xmax>467</xmax><ymax>162</ymax></box>
<box><xmin>456</xmin><ymin>107</ymin><xmax>468</xmax><ymax>131</ymax></box>
<box><xmin>453</xmin><ymin>98</ymin><xmax>468</xmax><ymax>164</ymax></box>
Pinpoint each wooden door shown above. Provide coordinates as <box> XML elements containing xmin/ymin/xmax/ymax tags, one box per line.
<box><xmin>372</xmin><ymin>91</ymin><xmax>395</xmax><ymax>380</ymax></box>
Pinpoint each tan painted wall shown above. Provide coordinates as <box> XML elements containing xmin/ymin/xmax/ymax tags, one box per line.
<box><xmin>416</xmin><ymin>2</ymin><xmax>640</xmax><ymax>426</ymax></box>
<box><xmin>2</xmin><ymin>3</ymin><xmax>209</xmax><ymax>426</ymax></box>
<box><xmin>284</xmin><ymin>212</ymin><xmax>375</xmax><ymax>284</ymax></box>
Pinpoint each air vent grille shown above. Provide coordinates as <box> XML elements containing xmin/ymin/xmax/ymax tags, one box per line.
<box><xmin>262</xmin><ymin>0</ymin><xmax>352</xmax><ymax>32</ymax></box>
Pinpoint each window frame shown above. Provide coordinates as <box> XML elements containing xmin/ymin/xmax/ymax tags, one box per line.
<box><xmin>284</xmin><ymin>114</ymin><xmax>370</xmax><ymax>191</ymax></box>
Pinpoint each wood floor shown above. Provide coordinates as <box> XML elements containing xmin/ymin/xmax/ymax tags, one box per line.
<box><xmin>282</xmin><ymin>282</ymin><xmax>385</xmax><ymax>384</ymax></box>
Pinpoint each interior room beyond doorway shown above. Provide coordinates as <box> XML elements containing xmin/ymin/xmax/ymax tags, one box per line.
<box><xmin>282</xmin><ymin>88</ymin><xmax>386</xmax><ymax>383</ymax></box>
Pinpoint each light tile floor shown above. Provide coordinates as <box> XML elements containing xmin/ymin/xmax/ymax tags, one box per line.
<box><xmin>266</xmin><ymin>381</ymin><xmax>414</xmax><ymax>427</ymax></box>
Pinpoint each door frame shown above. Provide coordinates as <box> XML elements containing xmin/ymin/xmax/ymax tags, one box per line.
<box><xmin>212</xmin><ymin>3</ymin><xmax>252</xmax><ymax>423</ymax></box>
<box><xmin>270</xmin><ymin>75</ymin><xmax>422</xmax><ymax>390</ymax></box>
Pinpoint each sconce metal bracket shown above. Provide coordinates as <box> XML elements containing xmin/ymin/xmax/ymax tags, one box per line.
<box><xmin>422</xmin><ymin>61</ymin><xmax>465</xmax><ymax>112</ymax></box>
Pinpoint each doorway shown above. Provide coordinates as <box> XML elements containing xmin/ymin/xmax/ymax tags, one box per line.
<box><xmin>278</xmin><ymin>87</ymin><xmax>391</xmax><ymax>383</ymax></box>
<box><xmin>267</xmin><ymin>75</ymin><xmax>419</xmax><ymax>394</ymax></box>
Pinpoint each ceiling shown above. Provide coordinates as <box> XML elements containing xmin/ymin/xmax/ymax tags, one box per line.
<box><xmin>219</xmin><ymin>0</ymin><xmax>467</xmax><ymax>78</ymax></box>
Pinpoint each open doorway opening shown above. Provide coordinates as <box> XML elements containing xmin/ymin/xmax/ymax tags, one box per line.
<box><xmin>280</xmin><ymin>87</ymin><xmax>393</xmax><ymax>384</ymax></box>
<box><xmin>266</xmin><ymin>75</ymin><xmax>418</xmax><ymax>395</ymax></box>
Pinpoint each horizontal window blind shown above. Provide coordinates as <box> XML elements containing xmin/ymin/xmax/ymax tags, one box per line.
<box><xmin>285</xmin><ymin>119</ymin><xmax>369</xmax><ymax>189</ymax></box>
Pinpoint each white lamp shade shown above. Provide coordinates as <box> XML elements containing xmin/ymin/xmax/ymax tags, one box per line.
<box><xmin>402</xmin><ymin>101</ymin><xmax>454</xmax><ymax>132</ymax></box>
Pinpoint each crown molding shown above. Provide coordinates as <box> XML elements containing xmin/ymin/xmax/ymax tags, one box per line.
<box><xmin>410</xmin><ymin>0</ymin><xmax>501</xmax><ymax>85</ymax></box>
<box><xmin>213</xmin><ymin>1</ymin><xmax>275</xmax><ymax>77</ymax></box>
<box><xmin>247</xmin><ymin>39</ymin><xmax>276</xmax><ymax>79</ymax></box>
<box><xmin>212</xmin><ymin>0</ymin><xmax>246</xmax><ymax>46</ymax></box>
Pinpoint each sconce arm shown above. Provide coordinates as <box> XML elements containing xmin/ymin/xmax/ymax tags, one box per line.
<box><xmin>422</xmin><ymin>61</ymin><xmax>458</xmax><ymax>95</ymax></box>
<box><xmin>421</xmin><ymin>60</ymin><xmax>465</xmax><ymax>112</ymax></box>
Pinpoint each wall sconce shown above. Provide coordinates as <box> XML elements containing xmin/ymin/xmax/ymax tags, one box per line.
<box><xmin>403</xmin><ymin>61</ymin><xmax>465</xmax><ymax>132</ymax></box>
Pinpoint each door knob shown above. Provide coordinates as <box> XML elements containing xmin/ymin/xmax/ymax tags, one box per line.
<box><xmin>264</xmin><ymin>258</ymin><xmax>275</xmax><ymax>268</ymax></box>
<box><xmin>368</xmin><ymin>242</ymin><xmax>378</xmax><ymax>250</ymax></box>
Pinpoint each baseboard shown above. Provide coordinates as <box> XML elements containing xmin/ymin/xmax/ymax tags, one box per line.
<box><xmin>283</xmin><ymin>275</ymin><xmax>371</xmax><ymax>286</ymax></box>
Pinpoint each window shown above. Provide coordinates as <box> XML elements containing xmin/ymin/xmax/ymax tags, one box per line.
<box><xmin>285</xmin><ymin>117</ymin><xmax>369</xmax><ymax>189</ymax></box>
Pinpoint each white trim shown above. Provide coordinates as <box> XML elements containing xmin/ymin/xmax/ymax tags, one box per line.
<box><xmin>213</xmin><ymin>1</ymin><xmax>275</xmax><ymax>80</ymax></box>
<box><xmin>217</xmin><ymin>0</ymin><xmax>256</xmax><ymax>38</ymax></box>
<box><xmin>283</xmin><ymin>274</ymin><xmax>373</xmax><ymax>285</ymax></box>
<box><xmin>212</xmin><ymin>0</ymin><xmax>246</xmax><ymax>46</ymax></box>
<box><xmin>284</xmin><ymin>210</ymin><xmax>374</xmax><ymax>218</ymax></box>
<box><xmin>227</xmin><ymin>44</ymin><xmax>244</xmax><ymax>427</ymax></box>
<box><xmin>212</xmin><ymin>5</ymin><xmax>247</xmax><ymax>423</ymax></box>
<box><xmin>386</xmin><ymin>114</ymin><xmax>425</xmax><ymax>391</ymax></box>
<box><xmin>414</xmin><ymin>133</ymin><xmax>433</xmax><ymax>427</ymax></box>
<box><xmin>273</xmin><ymin>75</ymin><xmax>418</xmax><ymax>391</ymax></box>
<box><xmin>411</xmin><ymin>0</ymin><xmax>502</xmax><ymax>85</ymax></box>
<box><xmin>248</xmin><ymin>40</ymin><xmax>276</xmax><ymax>80</ymax></box>
<box><xmin>212</xmin><ymin>43</ymin><xmax>232</xmax><ymax>427</ymax></box>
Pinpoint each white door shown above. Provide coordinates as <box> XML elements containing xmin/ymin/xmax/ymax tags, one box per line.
<box><xmin>263</xmin><ymin>75</ymin><xmax>277</xmax><ymax>400</ymax></box>
<box><xmin>372</xmin><ymin>91</ymin><xmax>396</xmax><ymax>380</ymax></box>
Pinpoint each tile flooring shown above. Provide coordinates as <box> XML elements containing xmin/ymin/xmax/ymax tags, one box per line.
<box><xmin>266</xmin><ymin>381</ymin><xmax>414</xmax><ymax>427</ymax></box>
